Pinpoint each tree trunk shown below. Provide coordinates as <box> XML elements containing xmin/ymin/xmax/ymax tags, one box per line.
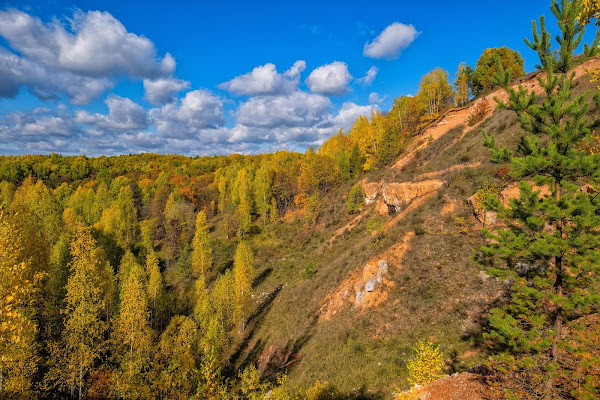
<box><xmin>544</xmin><ymin>181</ymin><xmax>564</xmax><ymax>400</ymax></box>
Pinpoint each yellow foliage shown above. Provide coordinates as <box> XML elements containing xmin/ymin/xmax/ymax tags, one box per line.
<box><xmin>406</xmin><ymin>340</ymin><xmax>445</xmax><ymax>387</ymax></box>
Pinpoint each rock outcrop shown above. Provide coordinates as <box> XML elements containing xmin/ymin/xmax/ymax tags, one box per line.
<box><xmin>362</xmin><ymin>179</ymin><xmax>444</xmax><ymax>215</ymax></box>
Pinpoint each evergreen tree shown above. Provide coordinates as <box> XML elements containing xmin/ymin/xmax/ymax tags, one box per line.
<box><xmin>349</xmin><ymin>142</ymin><xmax>363</xmax><ymax>178</ymax></box>
<box><xmin>477</xmin><ymin>1</ymin><xmax>600</xmax><ymax>396</ymax></box>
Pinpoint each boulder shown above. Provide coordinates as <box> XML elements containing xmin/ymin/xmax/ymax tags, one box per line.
<box><xmin>376</xmin><ymin>260</ymin><xmax>389</xmax><ymax>283</ymax></box>
<box><xmin>365</xmin><ymin>277</ymin><xmax>378</xmax><ymax>292</ymax></box>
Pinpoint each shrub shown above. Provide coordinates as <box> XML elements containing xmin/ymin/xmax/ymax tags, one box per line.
<box><xmin>407</xmin><ymin>340</ymin><xmax>445</xmax><ymax>387</ymax></box>
<box><xmin>346</xmin><ymin>184</ymin><xmax>364</xmax><ymax>214</ymax></box>
<box><xmin>467</xmin><ymin>99</ymin><xmax>491</xmax><ymax>126</ymax></box>
<box><xmin>303</xmin><ymin>262</ymin><xmax>316</xmax><ymax>279</ymax></box>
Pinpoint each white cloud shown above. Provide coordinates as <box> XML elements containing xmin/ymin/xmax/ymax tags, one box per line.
<box><xmin>357</xmin><ymin>66</ymin><xmax>379</xmax><ymax>85</ymax></box>
<box><xmin>369</xmin><ymin>92</ymin><xmax>384</xmax><ymax>105</ymax></box>
<box><xmin>149</xmin><ymin>89</ymin><xmax>225</xmax><ymax>138</ymax></box>
<box><xmin>332</xmin><ymin>102</ymin><xmax>377</xmax><ymax>132</ymax></box>
<box><xmin>75</xmin><ymin>95</ymin><xmax>148</xmax><ymax>131</ymax></box>
<box><xmin>143</xmin><ymin>77</ymin><xmax>191</xmax><ymax>105</ymax></box>
<box><xmin>0</xmin><ymin>9</ymin><xmax>174</xmax><ymax>78</ymax></box>
<box><xmin>218</xmin><ymin>61</ymin><xmax>305</xmax><ymax>96</ymax></box>
<box><xmin>363</xmin><ymin>22</ymin><xmax>419</xmax><ymax>60</ymax></box>
<box><xmin>0</xmin><ymin>9</ymin><xmax>177</xmax><ymax>103</ymax></box>
<box><xmin>235</xmin><ymin>91</ymin><xmax>331</xmax><ymax>129</ymax></box>
<box><xmin>305</xmin><ymin>61</ymin><xmax>352</xmax><ymax>95</ymax></box>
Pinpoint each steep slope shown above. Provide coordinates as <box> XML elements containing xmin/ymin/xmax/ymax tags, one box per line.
<box><xmin>233</xmin><ymin>59</ymin><xmax>600</xmax><ymax>397</ymax></box>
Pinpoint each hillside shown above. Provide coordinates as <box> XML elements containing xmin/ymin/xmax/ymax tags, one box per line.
<box><xmin>1</xmin><ymin>27</ymin><xmax>600</xmax><ymax>400</ymax></box>
<box><xmin>229</xmin><ymin>56</ymin><xmax>600</xmax><ymax>397</ymax></box>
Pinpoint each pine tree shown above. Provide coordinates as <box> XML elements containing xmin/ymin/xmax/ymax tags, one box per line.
<box><xmin>477</xmin><ymin>0</ymin><xmax>600</xmax><ymax>396</ymax></box>
<box><xmin>349</xmin><ymin>142</ymin><xmax>363</xmax><ymax>178</ymax></box>
<box><xmin>233</xmin><ymin>242</ymin><xmax>255</xmax><ymax>331</ymax></box>
<box><xmin>191</xmin><ymin>211</ymin><xmax>213</xmax><ymax>278</ymax></box>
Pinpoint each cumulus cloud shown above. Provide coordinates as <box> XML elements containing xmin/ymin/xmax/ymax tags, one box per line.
<box><xmin>369</xmin><ymin>92</ymin><xmax>385</xmax><ymax>105</ymax></box>
<box><xmin>235</xmin><ymin>91</ymin><xmax>331</xmax><ymax>129</ymax></box>
<box><xmin>149</xmin><ymin>89</ymin><xmax>225</xmax><ymax>138</ymax></box>
<box><xmin>332</xmin><ymin>102</ymin><xmax>377</xmax><ymax>132</ymax></box>
<box><xmin>75</xmin><ymin>95</ymin><xmax>148</xmax><ymax>132</ymax></box>
<box><xmin>0</xmin><ymin>9</ymin><xmax>177</xmax><ymax>103</ymax></box>
<box><xmin>363</xmin><ymin>22</ymin><xmax>419</xmax><ymax>60</ymax></box>
<box><xmin>357</xmin><ymin>66</ymin><xmax>379</xmax><ymax>85</ymax></box>
<box><xmin>218</xmin><ymin>60</ymin><xmax>306</xmax><ymax>96</ymax></box>
<box><xmin>143</xmin><ymin>77</ymin><xmax>191</xmax><ymax>105</ymax></box>
<box><xmin>305</xmin><ymin>61</ymin><xmax>352</xmax><ymax>95</ymax></box>
<box><xmin>0</xmin><ymin>9</ymin><xmax>174</xmax><ymax>78</ymax></box>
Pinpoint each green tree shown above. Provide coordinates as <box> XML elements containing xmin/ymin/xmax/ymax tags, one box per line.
<box><xmin>472</xmin><ymin>46</ymin><xmax>525</xmax><ymax>96</ymax></box>
<box><xmin>477</xmin><ymin>1</ymin><xmax>600</xmax><ymax>397</ymax></box>
<box><xmin>347</xmin><ymin>184</ymin><xmax>364</xmax><ymax>214</ymax></box>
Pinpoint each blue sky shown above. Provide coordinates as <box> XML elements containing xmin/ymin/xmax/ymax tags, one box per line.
<box><xmin>0</xmin><ymin>0</ymin><xmax>583</xmax><ymax>156</ymax></box>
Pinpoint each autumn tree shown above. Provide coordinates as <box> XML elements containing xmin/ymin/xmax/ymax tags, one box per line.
<box><xmin>46</xmin><ymin>224</ymin><xmax>106</xmax><ymax>400</ymax></box>
<box><xmin>416</xmin><ymin>67</ymin><xmax>454</xmax><ymax>116</ymax></box>
<box><xmin>580</xmin><ymin>0</ymin><xmax>600</xmax><ymax>23</ymax></box>
<box><xmin>112</xmin><ymin>259</ymin><xmax>152</xmax><ymax>399</ymax></box>
<box><xmin>472</xmin><ymin>47</ymin><xmax>525</xmax><ymax>96</ymax></box>
<box><xmin>253</xmin><ymin>163</ymin><xmax>273</xmax><ymax>224</ymax></box>
<box><xmin>192</xmin><ymin>211</ymin><xmax>213</xmax><ymax>278</ymax></box>
<box><xmin>154</xmin><ymin>316</ymin><xmax>198</xmax><ymax>398</ymax></box>
<box><xmin>0</xmin><ymin>210</ymin><xmax>40</xmax><ymax>397</ymax></box>
<box><xmin>146</xmin><ymin>251</ymin><xmax>163</xmax><ymax>329</ymax></box>
<box><xmin>210</xmin><ymin>269</ymin><xmax>237</xmax><ymax>348</ymax></box>
<box><xmin>454</xmin><ymin>62</ymin><xmax>471</xmax><ymax>106</ymax></box>
<box><xmin>234</xmin><ymin>242</ymin><xmax>255</xmax><ymax>331</ymax></box>
<box><xmin>477</xmin><ymin>0</ymin><xmax>600</xmax><ymax>397</ymax></box>
<box><xmin>234</xmin><ymin>169</ymin><xmax>253</xmax><ymax>238</ymax></box>
<box><xmin>96</xmin><ymin>185</ymin><xmax>139</xmax><ymax>250</ymax></box>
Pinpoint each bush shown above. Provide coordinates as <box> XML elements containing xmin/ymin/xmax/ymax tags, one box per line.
<box><xmin>346</xmin><ymin>184</ymin><xmax>364</xmax><ymax>214</ymax></box>
<box><xmin>303</xmin><ymin>262</ymin><xmax>316</xmax><ymax>279</ymax></box>
<box><xmin>467</xmin><ymin>99</ymin><xmax>490</xmax><ymax>126</ymax></box>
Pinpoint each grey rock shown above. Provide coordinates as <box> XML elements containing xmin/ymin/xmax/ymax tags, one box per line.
<box><xmin>365</xmin><ymin>277</ymin><xmax>378</xmax><ymax>292</ymax></box>
<box><xmin>376</xmin><ymin>260</ymin><xmax>389</xmax><ymax>283</ymax></box>
<box><xmin>478</xmin><ymin>270</ymin><xmax>490</xmax><ymax>281</ymax></box>
<box><xmin>355</xmin><ymin>291</ymin><xmax>364</xmax><ymax>305</ymax></box>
